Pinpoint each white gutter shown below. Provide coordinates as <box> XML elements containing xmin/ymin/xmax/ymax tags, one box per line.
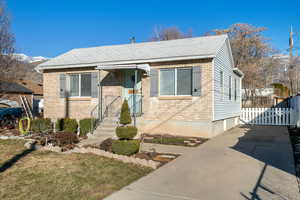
<box><xmin>35</xmin><ymin>54</ymin><xmax>215</xmax><ymax>72</ymax></box>
<box><xmin>233</xmin><ymin>68</ymin><xmax>244</xmax><ymax>78</ymax></box>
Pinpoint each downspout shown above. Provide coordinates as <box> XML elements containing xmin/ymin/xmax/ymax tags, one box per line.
<box><xmin>133</xmin><ymin>68</ymin><xmax>137</xmax><ymax>126</ymax></box>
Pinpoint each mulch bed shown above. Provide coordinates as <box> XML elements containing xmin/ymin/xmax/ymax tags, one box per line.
<box><xmin>142</xmin><ymin>134</ymin><xmax>208</xmax><ymax>147</ymax></box>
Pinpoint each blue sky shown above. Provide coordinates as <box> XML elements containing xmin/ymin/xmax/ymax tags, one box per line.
<box><xmin>6</xmin><ymin>0</ymin><xmax>300</xmax><ymax>58</ymax></box>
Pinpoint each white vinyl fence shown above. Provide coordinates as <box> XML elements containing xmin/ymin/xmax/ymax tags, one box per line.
<box><xmin>241</xmin><ymin>108</ymin><xmax>295</xmax><ymax>126</ymax></box>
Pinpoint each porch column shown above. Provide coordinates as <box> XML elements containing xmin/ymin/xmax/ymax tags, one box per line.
<box><xmin>98</xmin><ymin>69</ymin><xmax>102</xmax><ymax>121</ymax></box>
<box><xmin>133</xmin><ymin>69</ymin><xmax>137</xmax><ymax>126</ymax></box>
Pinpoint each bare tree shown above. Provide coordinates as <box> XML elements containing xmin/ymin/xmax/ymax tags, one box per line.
<box><xmin>149</xmin><ymin>26</ymin><xmax>193</xmax><ymax>41</ymax></box>
<box><xmin>207</xmin><ymin>23</ymin><xmax>279</xmax><ymax>106</ymax></box>
<box><xmin>0</xmin><ymin>1</ymin><xmax>16</xmax><ymax>82</ymax></box>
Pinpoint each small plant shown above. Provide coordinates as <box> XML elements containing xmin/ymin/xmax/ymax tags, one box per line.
<box><xmin>113</xmin><ymin>100</ymin><xmax>139</xmax><ymax>155</ymax></box>
<box><xmin>31</xmin><ymin>118</ymin><xmax>52</xmax><ymax>132</ymax></box>
<box><xmin>55</xmin><ymin>118</ymin><xmax>78</xmax><ymax>133</ymax></box>
<box><xmin>119</xmin><ymin>100</ymin><xmax>132</xmax><ymax>125</ymax></box>
<box><xmin>116</xmin><ymin>126</ymin><xmax>137</xmax><ymax>140</ymax></box>
<box><xmin>112</xmin><ymin>140</ymin><xmax>140</xmax><ymax>156</ymax></box>
<box><xmin>79</xmin><ymin>118</ymin><xmax>95</xmax><ymax>137</ymax></box>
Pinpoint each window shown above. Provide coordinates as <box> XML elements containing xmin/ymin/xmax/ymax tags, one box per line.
<box><xmin>229</xmin><ymin>75</ymin><xmax>232</xmax><ymax>100</ymax></box>
<box><xmin>220</xmin><ymin>71</ymin><xmax>224</xmax><ymax>99</ymax></box>
<box><xmin>159</xmin><ymin>67</ymin><xmax>192</xmax><ymax>96</ymax></box>
<box><xmin>234</xmin><ymin>78</ymin><xmax>237</xmax><ymax>101</ymax></box>
<box><xmin>68</xmin><ymin>73</ymin><xmax>92</xmax><ymax>97</ymax></box>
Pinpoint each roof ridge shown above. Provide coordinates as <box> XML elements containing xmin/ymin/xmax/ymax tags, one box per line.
<box><xmin>72</xmin><ymin>34</ymin><xmax>228</xmax><ymax>51</ymax></box>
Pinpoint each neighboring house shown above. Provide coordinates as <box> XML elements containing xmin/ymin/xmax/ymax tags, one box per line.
<box><xmin>36</xmin><ymin>35</ymin><xmax>243</xmax><ymax>138</ymax></box>
<box><xmin>0</xmin><ymin>81</ymin><xmax>33</xmax><ymax>108</ymax></box>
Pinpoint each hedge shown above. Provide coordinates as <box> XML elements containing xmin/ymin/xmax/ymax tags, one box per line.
<box><xmin>55</xmin><ymin>118</ymin><xmax>78</xmax><ymax>134</ymax></box>
<box><xmin>79</xmin><ymin>118</ymin><xmax>96</xmax><ymax>136</ymax></box>
<box><xmin>31</xmin><ymin>118</ymin><xmax>52</xmax><ymax>132</ymax></box>
<box><xmin>112</xmin><ymin>140</ymin><xmax>140</xmax><ymax>156</ymax></box>
<box><xmin>116</xmin><ymin>126</ymin><xmax>137</xmax><ymax>140</ymax></box>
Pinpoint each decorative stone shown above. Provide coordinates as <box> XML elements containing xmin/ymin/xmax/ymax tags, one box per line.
<box><xmin>24</xmin><ymin>140</ymin><xmax>37</xmax><ymax>149</ymax></box>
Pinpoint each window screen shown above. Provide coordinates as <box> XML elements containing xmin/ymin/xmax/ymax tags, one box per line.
<box><xmin>160</xmin><ymin>69</ymin><xmax>175</xmax><ymax>95</ymax></box>
<box><xmin>81</xmin><ymin>73</ymin><xmax>92</xmax><ymax>96</ymax></box>
<box><xmin>177</xmin><ymin>68</ymin><xmax>192</xmax><ymax>95</ymax></box>
<box><xmin>69</xmin><ymin>74</ymin><xmax>79</xmax><ymax>97</ymax></box>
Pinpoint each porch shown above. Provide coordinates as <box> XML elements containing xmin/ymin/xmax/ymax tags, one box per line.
<box><xmin>91</xmin><ymin>64</ymin><xmax>150</xmax><ymax>126</ymax></box>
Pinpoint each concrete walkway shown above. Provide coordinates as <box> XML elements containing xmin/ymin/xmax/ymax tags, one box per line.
<box><xmin>105</xmin><ymin>126</ymin><xmax>299</xmax><ymax>200</ymax></box>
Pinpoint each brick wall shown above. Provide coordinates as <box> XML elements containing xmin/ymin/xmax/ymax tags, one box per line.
<box><xmin>141</xmin><ymin>59</ymin><xmax>213</xmax><ymax>121</ymax></box>
<box><xmin>43</xmin><ymin>68</ymin><xmax>122</xmax><ymax>120</ymax></box>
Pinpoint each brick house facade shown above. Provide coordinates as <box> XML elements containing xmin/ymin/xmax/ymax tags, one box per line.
<box><xmin>38</xmin><ymin>35</ymin><xmax>243</xmax><ymax>138</ymax></box>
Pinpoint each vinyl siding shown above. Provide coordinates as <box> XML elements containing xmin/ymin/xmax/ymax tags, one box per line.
<box><xmin>213</xmin><ymin>39</ymin><xmax>241</xmax><ymax>121</ymax></box>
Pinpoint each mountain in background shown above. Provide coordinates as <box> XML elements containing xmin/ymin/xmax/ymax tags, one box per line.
<box><xmin>12</xmin><ymin>53</ymin><xmax>50</xmax><ymax>63</ymax></box>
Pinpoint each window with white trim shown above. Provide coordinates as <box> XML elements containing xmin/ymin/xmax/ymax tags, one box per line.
<box><xmin>159</xmin><ymin>67</ymin><xmax>192</xmax><ymax>96</ymax></box>
<box><xmin>229</xmin><ymin>75</ymin><xmax>232</xmax><ymax>100</ymax></box>
<box><xmin>68</xmin><ymin>73</ymin><xmax>92</xmax><ymax>97</ymax></box>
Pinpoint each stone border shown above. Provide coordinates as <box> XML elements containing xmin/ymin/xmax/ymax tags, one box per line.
<box><xmin>0</xmin><ymin>135</ymin><xmax>25</xmax><ymax>140</ymax></box>
<box><xmin>68</xmin><ymin>147</ymin><xmax>160</xmax><ymax>169</ymax></box>
<box><xmin>0</xmin><ymin>136</ymin><xmax>160</xmax><ymax>169</ymax></box>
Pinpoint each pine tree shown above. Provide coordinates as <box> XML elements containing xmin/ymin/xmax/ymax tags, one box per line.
<box><xmin>119</xmin><ymin>100</ymin><xmax>132</xmax><ymax>125</ymax></box>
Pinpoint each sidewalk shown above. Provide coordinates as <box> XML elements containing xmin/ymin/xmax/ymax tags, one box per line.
<box><xmin>105</xmin><ymin>126</ymin><xmax>299</xmax><ymax>200</ymax></box>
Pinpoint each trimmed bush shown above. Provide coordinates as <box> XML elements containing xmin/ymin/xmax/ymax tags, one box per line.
<box><xmin>31</xmin><ymin>118</ymin><xmax>52</xmax><ymax>132</ymax></box>
<box><xmin>64</xmin><ymin>118</ymin><xmax>78</xmax><ymax>133</ymax></box>
<box><xmin>79</xmin><ymin>118</ymin><xmax>96</xmax><ymax>136</ymax></box>
<box><xmin>116</xmin><ymin>126</ymin><xmax>137</xmax><ymax>140</ymax></box>
<box><xmin>112</xmin><ymin>140</ymin><xmax>140</xmax><ymax>156</ymax></box>
<box><xmin>119</xmin><ymin>100</ymin><xmax>132</xmax><ymax>125</ymax></box>
<box><xmin>55</xmin><ymin>118</ymin><xmax>78</xmax><ymax>133</ymax></box>
<box><xmin>55</xmin><ymin>118</ymin><xmax>64</xmax><ymax>131</ymax></box>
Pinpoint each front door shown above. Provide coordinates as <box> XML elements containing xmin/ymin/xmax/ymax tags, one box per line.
<box><xmin>122</xmin><ymin>70</ymin><xmax>142</xmax><ymax>115</ymax></box>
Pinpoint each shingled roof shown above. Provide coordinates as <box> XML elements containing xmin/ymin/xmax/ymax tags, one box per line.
<box><xmin>37</xmin><ymin>34</ymin><xmax>228</xmax><ymax>71</ymax></box>
<box><xmin>0</xmin><ymin>81</ymin><xmax>33</xmax><ymax>94</ymax></box>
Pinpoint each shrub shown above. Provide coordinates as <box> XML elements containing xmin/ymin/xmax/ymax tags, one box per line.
<box><xmin>55</xmin><ymin>118</ymin><xmax>64</xmax><ymax>131</ymax></box>
<box><xmin>31</xmin><ymin>118</ymin><xmax>52</xmax><ymax>132</ymax></box>
<box><xmin>119</xmin><ymin>100</ymin><xmax>132</xmax><ymax>125</ymax></box>
<box><xmin>53</xmin><ymin>132</ymin><xmax>79</xmax><ymax>147</ymax></box>
<box><xmin>64</xmin><ymin>118</ymin><xmax>78</xmax><ymax>133</ymax></box>
<box><xmin>55</xmin><ymin>118</ymin><xmax>78</xmax><ymax>133</ymax></box>
<box><xmin>116</xmin><ymin>126</ymin><xmax>137</xmax><ymax>140</ymax></box>
<box><xmin>79</xmin><ymin>118</ymin><xmax>95</xmax><ymax>136</ymax></box>
<box><xmin>112</xmin><ymin>140</ymin><xmax>140</xmax><ymax>156</ymax></box>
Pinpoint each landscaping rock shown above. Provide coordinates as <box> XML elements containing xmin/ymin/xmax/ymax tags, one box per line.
<box><xmin>42</xmin><ymin>145</ymin><xmax>62</xmax><ymax>152</ymax></box>
<box><xmin>24</xmin><ymin>140</ymin><xmax>37</xmax><ymax>149</ymax></box>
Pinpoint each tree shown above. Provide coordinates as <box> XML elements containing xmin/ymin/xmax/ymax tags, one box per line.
<box><xmin>207</xmin><ymin>23</ymin><xmax>279</xmax><ymax>105</ymax></box>
<box><xmin>0</xmin><ymin>1</ymin><xmax>16</xmax><ymax>82</ymax></box>
<box><xmin>149</xmin><ymin>26</ymin><xmax>193</xmax><ymax>41</ymax></box>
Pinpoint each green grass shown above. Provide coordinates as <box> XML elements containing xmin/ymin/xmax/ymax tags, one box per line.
<box><xmin>0</xmin><ymin>139</ymin><xmax>152</xmax><ymax>200</ymax></box>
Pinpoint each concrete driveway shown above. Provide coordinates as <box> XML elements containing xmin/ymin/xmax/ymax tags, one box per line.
<box><xmin>105</xmin><ymin>126</ymin><xmax>299</xmax><ymax>200</ymax></box>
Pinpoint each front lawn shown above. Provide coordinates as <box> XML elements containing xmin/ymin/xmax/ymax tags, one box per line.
<box><xmin>0</xmin><ymin>139</ymin><xmax>152</xmax><ymax>200</ymax></box>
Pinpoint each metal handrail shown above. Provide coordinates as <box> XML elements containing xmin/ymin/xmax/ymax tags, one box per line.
<box><xmin>90</xmin><ymin>96</ymin><xmax>121</xmax><ymax>134</ymax></box>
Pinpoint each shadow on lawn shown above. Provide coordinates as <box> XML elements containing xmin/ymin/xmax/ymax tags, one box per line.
<box><xmin>0</xmin><ymin>148</ymin><xmax>35</xmax><ymax>173</ymax></box>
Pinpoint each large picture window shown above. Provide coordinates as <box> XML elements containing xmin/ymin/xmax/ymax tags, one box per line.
<box><xmin>159</xmin><ymin>67</ymin><xmax>192</xmax><ymax>96</ymax></box>
<box><xmin>68</xmin><ymin>73</ymin><xmax>92</xmax><ymax>97</ymax></box>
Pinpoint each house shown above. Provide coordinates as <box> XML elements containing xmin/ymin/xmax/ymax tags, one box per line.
<box><xmin>36</xmin><ymin>34</ymin><xmax>243</xmax><ymax>138</ymax></box>
<box><xmin>0</xmin><ymin>81</ymin><xmax>34</xmax><ymax>108</ymax></box>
